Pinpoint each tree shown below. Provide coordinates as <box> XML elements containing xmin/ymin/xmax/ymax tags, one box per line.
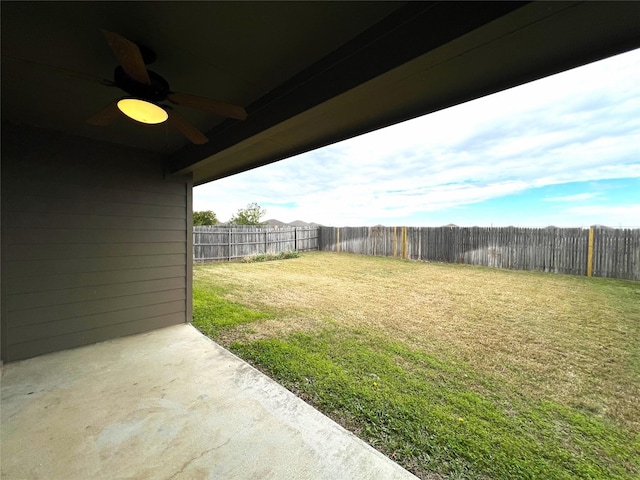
<box><xmin>193</xmin><ymin>210</ymin><xmax>218</xmax><ymax>226</ymax></box>
<box><xmin>229</xmin><ymin>202</ymin><xmax>266</xmax><ymax>225</ymax></box>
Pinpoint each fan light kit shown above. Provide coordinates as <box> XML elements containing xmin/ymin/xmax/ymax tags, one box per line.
<box><xmin>117</xmin><ymin>98</ymin><xmax>168</xmax><ymax>124</ymax></box>
<box><xmin>87</xmin><ymin>29</ymin><xmax>248</xmax><ymax>144</ymax></box>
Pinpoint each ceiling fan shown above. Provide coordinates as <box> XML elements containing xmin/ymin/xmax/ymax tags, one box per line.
<box><xmin>87</xmin><ymin>30</ymin><xmax>247</xmax><ymax>144</ymax></box>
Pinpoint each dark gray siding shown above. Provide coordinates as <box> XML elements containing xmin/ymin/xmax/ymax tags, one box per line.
<box><xmin>1</xmin><ymin>124</ymin><xmax>191</xmax><ymax>361</ymax></box>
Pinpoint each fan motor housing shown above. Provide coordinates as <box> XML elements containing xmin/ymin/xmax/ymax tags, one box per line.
<box><xmin>114</xmin><ymin>66</ymin><xmax>170</xmax><ymax>102</ymax></box>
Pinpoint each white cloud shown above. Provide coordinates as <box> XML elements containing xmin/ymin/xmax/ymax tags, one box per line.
<box><xmin>194</xmin><ymin>48</ymin><xmax>640</xmax><ymax>226</ymax></box>
<box><xmin>543</xmin><ymin>193</ymin><xmax>600</xmax><ymax>202</ymax></box>
<box><xmin>561</xmin><ymin>204</ymin><xmax>640</xmax><ymax>228</ymax></box>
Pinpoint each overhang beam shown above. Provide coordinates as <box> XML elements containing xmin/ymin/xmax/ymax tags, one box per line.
<box><xmin>168</xmin><ymin>1</ymin><xmax>526</xmax><ymax>177</ymax></box>
<box><xmin>169</xmin><ymin>1</ymin><xmax>640</xmax><ymax>186</ymax></box>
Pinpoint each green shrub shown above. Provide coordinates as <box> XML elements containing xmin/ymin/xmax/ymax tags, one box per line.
<box><xmin>241</xmin><ymin>251</ymin><xmax>300</xmax><ymax>263</ymax></box>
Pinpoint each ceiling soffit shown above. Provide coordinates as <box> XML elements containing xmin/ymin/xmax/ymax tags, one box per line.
<box><xmin>170</xmin><ymin>1</ymin><xmax>640</xmax><ymax>185</ymax></box>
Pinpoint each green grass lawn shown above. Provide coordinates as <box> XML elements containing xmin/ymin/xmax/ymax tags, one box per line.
<box><xmin>193</xmin><ymin>252</ymin><xmax>640</xmax><ymax>479</ymax></box>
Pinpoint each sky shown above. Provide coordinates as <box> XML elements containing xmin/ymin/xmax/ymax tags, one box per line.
<box><xmin>194</xmin><ymin>48</ymin><xmax>640</xmax><ymax>228</ymax></box>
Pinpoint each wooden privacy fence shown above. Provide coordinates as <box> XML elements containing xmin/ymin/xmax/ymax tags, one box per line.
<box><xmin>194</xmin><ymin>225</ymin><xmax>318</xmax><ymax>261</ymax></box>
<box><xmin>318</xmin><ymin>226</ymin><xmax>640</xmax><ymax>281</ymax></box>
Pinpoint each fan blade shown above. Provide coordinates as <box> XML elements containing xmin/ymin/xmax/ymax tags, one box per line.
<box><xmin>168</xmin><ymin>92</ymin><xmax>247</xmax><ymax>120</ymax></box>
<box><xmin>101</xmin><ymin>29</ymin><xmax>151</xmax><ymax>85</ymax></box>
<box><xmin>87</xmin><ymin>101</ymin><xmax>121</xmax><ymax>126</ymax></box>
<box><xmin>166</xmin><ymin>109</ymin><xmax>209</xmax><ymax>144</ymax></box>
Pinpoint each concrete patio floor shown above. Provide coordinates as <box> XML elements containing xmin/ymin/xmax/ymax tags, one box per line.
<box><xmin>1</xmin><ymin>324</ymin><xmax>418</xmax><ymax>479</ymax></box>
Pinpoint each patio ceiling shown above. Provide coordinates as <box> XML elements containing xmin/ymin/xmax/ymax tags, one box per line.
<box><xmin>2</xmin><ymin>2</ymin><xmax>640</xmax><ymax>186</ymax></box>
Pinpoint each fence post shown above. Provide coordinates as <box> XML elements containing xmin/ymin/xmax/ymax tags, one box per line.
<box><xmin>394</xmin><ymin>226</ymin><xmax>397</xmax><ymax>257</ymax></box>
<box><xmin>402</xmin><ymin>226</ymin><xmax>407</xmax><ymax>260</ymax></box>
<box><xmin>336</xmin><ymin>227</ymin><xmax>340</xmax><ymax>252</ymax></box>
<box><xmin>587</xmin><ymin>226</ymin><xmax>595</xmax><ymax>277</ymax></box>
<box><xmin>294</xmin><ymin>228</ymin><xmax>297</xmax><ymax>251</ymax></box>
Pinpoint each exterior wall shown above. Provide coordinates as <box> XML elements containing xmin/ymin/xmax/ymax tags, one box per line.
<box><xmin>1</xmin><ymin>124</ymin><xmax>191</xmax><ymax>362</ymax></box>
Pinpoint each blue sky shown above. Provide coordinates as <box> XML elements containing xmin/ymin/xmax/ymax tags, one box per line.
<box><xmin>194</xmin><ymin>48</ymin><xmax>640</xmax><ymax>227</ymax></box>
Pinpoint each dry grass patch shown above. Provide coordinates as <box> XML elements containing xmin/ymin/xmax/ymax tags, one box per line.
<box><xmin>195</xmin><ymin>252</ymin><xmax>639</xmax><ymax>433</ymax></box>
<box><xmin>194</xmin><ymin>251</ymin><xmax>639</xmax><ymax>479</ymax></box>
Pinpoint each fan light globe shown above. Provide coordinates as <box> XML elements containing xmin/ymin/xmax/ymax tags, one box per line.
<box><xmin>117</xmin><ymin>98</ymin><xmax>168</xmax><ymax>124</ymax></box>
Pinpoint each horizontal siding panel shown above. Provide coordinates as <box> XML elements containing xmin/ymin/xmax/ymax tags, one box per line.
<box><xmin>8</xmin><ymin>289</ymin><xmax>187</xmax><ymax>327</ymax></box>
<box><xmin>5</xmin><ymin>254</ymin><xmax>186</xmax><ymax>278</ymax></box>
<box><xmin>8</xmin><ymin>195</ymin><xmax>186</xmax><ymax>219</ymax></box>
<box><xmin>9</xmin><ymin>301</ymin><xmax>186</xmax><ymax>343</ymax></box>
<box><xmin>7</xmin><ymin>277</ymin><xmax>185</xmax><ymax>311</ymax></box>
<box><xmin>3</xmin><ymin>148</ymin><xmax>185</xmax><ymax>196</ymax></box>
<box><xmin>7</xmin><ymin>266</ymin><xmax>186</xmax><ymax>294</ymax></box>
<box><xmin>6</xmin><ymin>313</ymin><xmax>185</xmax><ymax>362</ymax></box>
<box><xmin>2</xmin><ymin>124</ymin><xmax>190</xmax><ymax>361</ymax></box>
<box><xmin>7</xmin><ymin>242</ymin><xmax>186</xmax><ymax>261</ymax></box>
<box><xmin>4</xmin><ymin>181</ymin><xmax>186</xmax><ymax>208</ymax></box>
<box><xmin>6</xmin><ymin>228</ymin><xmax>185</xmax><ymax>245</ymax></box>
<box><xmin>5</xmin><ymin>211</ymin><xmax>185</xmax><ymax>231</ymax></box>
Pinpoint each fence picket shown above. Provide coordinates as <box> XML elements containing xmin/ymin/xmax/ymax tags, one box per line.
<box><xmin>318</xmin><ymin>226</ymin><xmax>639</xmax><ymax>281</ymax></box>
<box><xmin>194</xmin><ymin>225</ymin><xmax>319</xmax><ymax>262</ymax></box>
<box><xmin>195</xmin><ymin>224</ymin><xmax>639</xmax><ymax>279</ymax></box>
